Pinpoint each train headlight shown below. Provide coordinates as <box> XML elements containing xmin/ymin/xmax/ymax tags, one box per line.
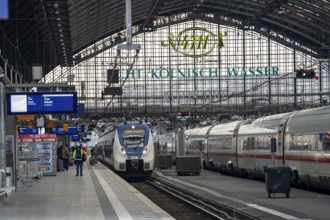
<box><xmin>121</xmin><ymin>147</ymin><xmax>126</xmax><ymax>155</ymax></box>
<box><xmin>143</xmin><ymin>147</ymin><xmax>147</xmax><ymax>154</ymax></box>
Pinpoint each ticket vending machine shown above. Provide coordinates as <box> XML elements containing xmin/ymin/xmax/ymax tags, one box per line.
<box><xmin>18</xmin><ymin>134</ymin><xmax>57</xmax><ymax>176</ymax></box>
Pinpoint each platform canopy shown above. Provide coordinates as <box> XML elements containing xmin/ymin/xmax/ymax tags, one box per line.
<box><xmin>1</xmin><ymin>0</ymin><xmax>330</xmax><ymax>82</ymax></box>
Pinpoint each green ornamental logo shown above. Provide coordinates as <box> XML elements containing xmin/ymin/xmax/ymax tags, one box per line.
<box><xmin>161</xmin><ymin>27</ymin><xmax>227</xmax><ymax>58</ymax></box>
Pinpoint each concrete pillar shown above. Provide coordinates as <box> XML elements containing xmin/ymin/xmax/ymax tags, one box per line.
<box><xmin>176</xmin><ymin>130</ymin><xmax>185</xmax><ymax>157</ymax></box>
<box><xmin>0</xmin><ymin>82</ymin><xmax>6</xmax><ymax>189</ymax></box>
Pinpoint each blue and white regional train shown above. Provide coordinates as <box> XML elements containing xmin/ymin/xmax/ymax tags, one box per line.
<box><xmin>96</xmin><ymin>123</ymin><xmax>155</xmax><ymax>177</ymax></box>
<box><xmin>185</xmin><ymin>106</ymin><xmax>330</xmax><ymax>191</ymax></box>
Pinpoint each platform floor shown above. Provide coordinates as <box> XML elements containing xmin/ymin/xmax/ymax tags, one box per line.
<box><xmin>154</xmin><ymin>168</ymin><xmax>330</xmax><ymax>220</ymax></box>
<box><xmin>0</xmin><ymin>161</ymin><xmax>174</xmax><ymax>220</ymax></box>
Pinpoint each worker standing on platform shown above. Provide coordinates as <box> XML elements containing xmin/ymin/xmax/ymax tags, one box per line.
<box><xmin>73</xmin><ymin>144</ymin><xmax>86</xmax><ymax>176</ymax></box>
<box><xmin>62</xmin><ymin>144</ymin><xmax>70</xmax><ymax>171</ymax></box>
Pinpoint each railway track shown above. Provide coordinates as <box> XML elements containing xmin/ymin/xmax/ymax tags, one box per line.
<box><xmin>130</xmin><ymin>177</ymin><xmax>239</xmax><ymax>220</ymax></box>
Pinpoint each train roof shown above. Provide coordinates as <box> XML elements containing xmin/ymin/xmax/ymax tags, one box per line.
<box><xmin>286</xmin><ymin>106</ymin><xmax>330</xmax><ymax>133</ymax></box>
<box><xmin>185</xmin><ymin>125</ymin><xmax>213</xmax><ymax>139</ymax></box>
<box><xmin>153</xmin><ymin>132</ymin><xmax>175</xmax><ymax>142</ymax></box>
<box><xmin>238</xmin><ymin>111</ymin><xmax>296</xmax><ymax>135</ymax></box>
<box><xmin>208</xmin><ymin>120</ymin><xmax>244</xmax><ymax>137</ymax></box>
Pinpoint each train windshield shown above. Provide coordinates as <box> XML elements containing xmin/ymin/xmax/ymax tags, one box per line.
<box><xmin>122</xmin><ymin>129</ymin><xmax>145</xmax><ymax>148</ymax></box>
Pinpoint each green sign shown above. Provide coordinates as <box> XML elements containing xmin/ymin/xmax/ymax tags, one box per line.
<box><xmin>120</xmin><ymin>66</ymin><xmax>280</xmax><ymax>79</ymax></box>
<box><xmin>161</xmin><ymin>27</ymin><xmax>227</xmax><ymax>58</ymax></box>
<box><xmin>227</xmin><ymin>66</ymin><xmax>279</xmax><ymax>77</ymax></box>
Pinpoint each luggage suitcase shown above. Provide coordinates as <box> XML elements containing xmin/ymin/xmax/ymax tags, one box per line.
<box><xmin>57</xmin><ymin>159</ymin><xmax>65</xmax><ymax>172</ymax></box>
<box><xmin>89</xmin><ymin>158</ymin><xmax>95</xmax><ymax>165</ymax></box>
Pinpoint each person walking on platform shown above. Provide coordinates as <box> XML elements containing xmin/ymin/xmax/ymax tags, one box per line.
<box><xmin>62</xmin><ymin>144</ymin><xmax>70</xmax><ymax>171</ymax></box>
<box><xmin>57</xmin><ymin>145</ymin><xmax>64</xmax><ymax>172</ymax></box>
<box><xmin>73</xmin><ymin>144</ymin><xmax>86</xmax><ymax>176</ymax></box>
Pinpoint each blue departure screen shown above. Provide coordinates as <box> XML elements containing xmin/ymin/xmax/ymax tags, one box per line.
<box><xmin>43</xmin><ymin>94</ymin><xmax>76</xmax><ymax>112</ymax></box>
<box><xmin>18</xmin><ymin>127</ymin><xmax>39</xmax><ymax>135</ymax></box>
<box><xmin>7</xmin><ymin>92</ymin><xmax>77</xmax><ymax>115</ymax></box>
<box><xmin>26</xmin><ymin>93</ymin><xmax>44</xmax><ymax>113</ymax></box>
<box><xmin>72</xmin><ymin>135</ymin><xmax>80</xmax><ymax>142</ymax></box>
<box><xmin>0</xmin><ymin>0</ymin><xmax>9</xmax><ymax>20</ymax></box>
<box><xmin>51</xmin><ymin>127</ymin><xmax>78</xmax><ymax>135</ymax></box>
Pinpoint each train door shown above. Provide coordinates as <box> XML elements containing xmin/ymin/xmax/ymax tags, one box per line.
<box><xmin>233</xmin><ymin>121</ymin><xmax>244</xmax><ymax>172</ymax></box>
<box><xmin>277</xmin><ymin>124</ymin><xmax>285</xmax><ymax>165</ymax></box>
<box><xmin>205</xmin><ymin>125</ymin><xmax>216</xmax><ymax>169</ymax></box>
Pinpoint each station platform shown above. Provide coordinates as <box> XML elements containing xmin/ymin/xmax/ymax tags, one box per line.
<box><xmin>153</xmin><ymin>168</ymin><xmax>330</xmax><ymax>220</ymax></box>
<box><xmin>0</xmin><ymin>160</ymin><xmax>174</xmax><ymax>220</ymax></box>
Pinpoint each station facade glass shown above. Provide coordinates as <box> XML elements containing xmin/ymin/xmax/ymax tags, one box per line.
<box><xmin>44</xmin><ymin>16</ymin><xmax>329</xmax><ymax>117</ymax></box>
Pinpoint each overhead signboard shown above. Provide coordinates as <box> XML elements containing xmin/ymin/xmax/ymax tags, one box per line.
<box><xmin>16</xmin><ymin>115</ymin><xmax>36</xmax><ymax>121</ymax></box>
<box><xmin>72</xmin><ymin>135</ymin><xmax>80</xmax><ymax>142</ymax></box>
<box><xmin>7</xmin><ymin>92</ymin><xmax>77</xmax><ymax>115</ymax></box>
<box><xmin>51</xmin><ymin>126</ymin><xmax>77</xmax><ymax>135</ymax></box>
<box><xmin>18</xmin><ymin>127</ymin><xmax>39</xmax><ymax>135</ymax></box>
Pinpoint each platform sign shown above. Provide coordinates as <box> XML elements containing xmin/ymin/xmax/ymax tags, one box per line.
<box><xmin>16</xmin><ymin>115</ymin><xmax>36</xmax><ymax>121</ymax></box>
<box><xmin>18</xmin><ymin>127</ymin><xmax>39</xmax><ymax>135</ymax></box>
<box><xmin>51</xmin><ymin>126</ymin><xmax>77</xmax><ymax>135</ymax></box>
<box><xmin>72</xmin><ymin>135</ymin><xmax>80</xmax><ymax>142</ymax></box>
<box><xmin>7</xmin><ymin>92</ymin><xmax>77</xmax><ymax>115</ymax></box>
<box><xmin>77</xmin><ymin>124</ymin><xmax>85</xmax><ymax>132</ymax></box>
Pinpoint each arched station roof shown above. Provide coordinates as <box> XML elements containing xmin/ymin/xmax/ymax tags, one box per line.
<box><xmin>1</xmin><ymin>0</ymin><xmax>330</xmax><ymax>82</ymax></box>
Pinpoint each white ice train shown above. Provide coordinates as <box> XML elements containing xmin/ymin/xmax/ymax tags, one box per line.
<box><xmin>186</xmin><ymin>106</ymin><xmax>330</xmax><ymax>191</ymax></box>
<box><xmin>96</xmin><ymin>123</ymin><xmax>155</xmax><ymax>177</ymax></box>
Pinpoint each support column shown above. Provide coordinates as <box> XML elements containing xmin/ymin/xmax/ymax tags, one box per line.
<box><xmin>0</xmin><ymin>82</ymin><xmax>6</xmax><ymax>189</ymax></box>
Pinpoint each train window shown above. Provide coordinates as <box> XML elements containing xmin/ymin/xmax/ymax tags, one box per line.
<box><xmin>248</xmin><ymin>137</ymin><xmax>255</xmax><ymax>150</ymax></box>
<box><xmin>289</xmin><ymin>134</ymin><xmax>314</xmax><ymax>151</ymax></box>
<box><xmin>241</xmin><ymin>137</ymin><xmax>254</xmax><ymax>150</ymax></box>
<box><xmin>266</xmin><ymin>136</ymin><xmax>272</xmax><ymax>150</ymax></box>
<box><xmin>242</xmin><ymin>138</ymin><xmax>248</xmax><ymax>150</ymax></box>
<box><xmin>223</xmin><ymin>138</ymin><xmax>232</xmax><ymax>149</ymax></box>
<box><xmin>208</xmin><ymin>138</ymin><xmax>232</xmax><ymax>150</ymax></box>
<box><xmin>322</xmin><ymin>133</ymin><xmax>330</xmax><ymax>151</ymax></box>
<box><xmin>254</xmin><ymin>137</ymin><xmax>260</xmax><ymax>150</ymax></box>
<box><xmin>122</xmin><ymin>129</ymin><xmax>145</xmax><ymax>147</ymax></box>
<box><xmin>254</xmin><ymin>136</ymin><xmax>271</xmax><ymax>150</ymax></box>
<box><xmin>188</xmin><ymin>140</ymin><xmax>199</xmax><ymax>150</ymax></box>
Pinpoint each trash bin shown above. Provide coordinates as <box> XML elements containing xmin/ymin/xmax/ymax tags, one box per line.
<box><xmin>264</xmin><ymin>165</ymin><xmax>291</xmax><ymax>198</ymax></box>
<box><xmin>6</xmin><ymin>167</ymin><xmax>14</xmax><ymax>187</ymax></box>
<box><xmin>176</xmin><ymin>156</ymin><xmax>201</xmax><ymax>175</ymax></box>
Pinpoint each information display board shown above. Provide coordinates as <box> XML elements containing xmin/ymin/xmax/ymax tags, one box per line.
<box><xmin>0</xmin><ymin>0</ymin><xmax>9</xmax><ymax>20</ymax></box>
<box><xmin>7</xmin><ymin>92</ymin><xmax>77</xmax><ymax>115</ymax></box>
<box><xmin>72</xmin><ymin>135</ymin><xmax>80</xmax><ymax>142</ymax></box>
<box><xmin>18</xmin><ymin>127</ymin><xmax>39</xmax><ymax>135</ymax></box>
<box><xmin>51</xmin><ymin>126</ymin><xmax>77</xmax><ymax>135</ymax></box>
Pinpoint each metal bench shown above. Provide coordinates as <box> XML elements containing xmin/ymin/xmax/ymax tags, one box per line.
<box><xmin>0</xmin><ymin>169</ymin><xmax>15</xmax><ymax>197</ymax></box>
<box><xmin>0</xmin><ymin>186</ymin><xmax>15</xmax><ymax>197</ymax></box>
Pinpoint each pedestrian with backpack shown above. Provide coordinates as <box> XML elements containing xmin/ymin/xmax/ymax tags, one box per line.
<box><xmin>73</xmin><ymin>144</ymin><xmax>86</xmax><ymax>176</ymax></box>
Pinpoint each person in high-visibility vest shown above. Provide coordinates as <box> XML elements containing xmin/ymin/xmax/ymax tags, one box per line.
<box><xmin>73</xmin><ymin>144</ymin><xmax>86</xmax><ymax>176</ymax></box>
